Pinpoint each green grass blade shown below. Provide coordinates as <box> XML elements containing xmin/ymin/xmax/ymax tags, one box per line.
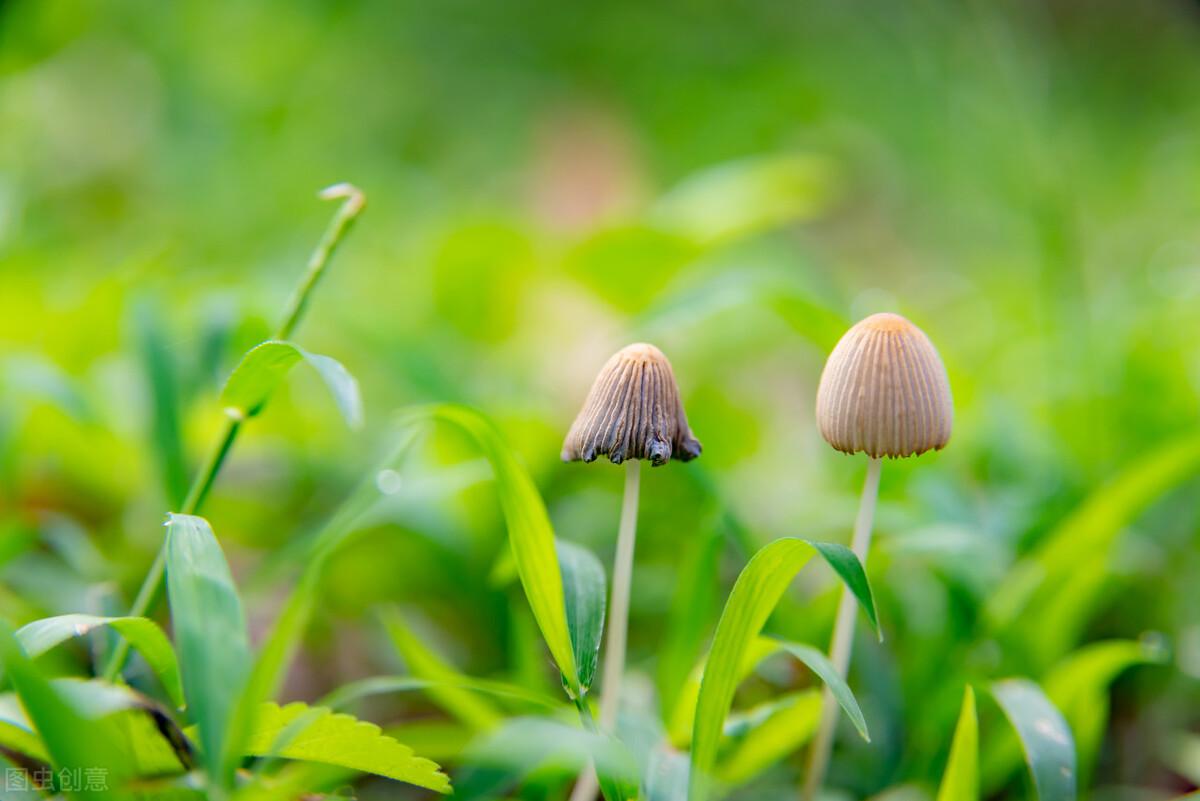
<box><xmin>937</xmin><ymin>686</ymin><xmax>978</xmax><ymax>801</ymax></box>
<box><xmin>808</xmin><ymin>540</ymin><xmax>881</xmax><ymax>640</ymax></box>
<box><xmin>0</xmin><ymin>623</ymin><xmax>131</xmax><ymax>799</ymax></box>
<box><xmin>398</xmin><ymin>404</ymin><xmax>580</xmax><ymax>695</ymax></box>
<box><xmin>380</xmin><ymin>609</ymin><xmax>504</xmax><ymax>731</ymax></box>
<box><xmin>717</xmin><ymin>690</ymin><xmax>821</xmax><ymax>784</ymax></box>
<box><xmin>992</xmin><ymin>679</ymin><xmax>1076</xmax><ymax>801</ymax></box>
<box><xmin>220</xmin><ymin>340</ymin><xmax>363</xmax><ymax>428</ymax></box>
<box><xmin>318</xmin><ymin>675</ymin><xmax>561</xmax><ymax>713</ymax></box>
<box><xmin>164</xmin><ymin>513</ymin><xmax>251</xmax><ymax>789</ymax></box>
<box><xmin>773</xmin><ymin>640</ymin><xmax>868</xmax><ymax>740</ymax></box>
<box><xmin>557</xmin><ymin>540</ymin><xmax>607</xmax><ymax>696</ymax></box>
<box><xmin>16</xmin><ymin>614</ymin><xmax>183</xmax><ymax>707</ymax></box>
<box><xmin>687</xmin><ymin>538</ymin><xmax>875</xmax><ymax>801</ymax></box>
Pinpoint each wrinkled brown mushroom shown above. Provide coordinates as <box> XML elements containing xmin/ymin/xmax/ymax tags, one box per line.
<box><xmin>804</xmin><ymin>312</ymin><xmax>953</xmax><ymax>801</ymax></box>
<box><xmin>562</xmin><ymin>343</ymin><xmax>701</xmax><ymax>801</ymax></box>
<box><xmin>562</xmin><ymin>343</ymin><xmax>702</xmax><ymax>467</ymax></box>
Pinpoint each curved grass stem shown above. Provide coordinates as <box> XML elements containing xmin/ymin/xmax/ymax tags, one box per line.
<box><xmin>100</xmin><ymin>184</ymin><xmax>365</xmax><ymax>683</ymax></box>
<box><xmin>803</xmin><ymin>456</ymin><xmax>881</xmax><ymax>801</ymax></box>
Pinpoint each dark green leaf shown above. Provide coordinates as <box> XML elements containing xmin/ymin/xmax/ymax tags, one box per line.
<box><xmin>557</xmin><ymin>540</ymin><xmax>607</xmax><ymax>695</ymax></box>
<box><xmin>773</xmin><ymin>640</ymin><xmax>868</xmax><ymax>740</ymax></box>
<box><xmin>992</xmin><ymin>679</ymin><xmax>1076</xmax><ymax>801</ymax></box>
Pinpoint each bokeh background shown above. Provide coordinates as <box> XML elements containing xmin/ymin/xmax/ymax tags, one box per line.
<box><xmin>3</xmin><ymin>0</ymin><xmax>1200</xmax><ymax>798</ymax></box>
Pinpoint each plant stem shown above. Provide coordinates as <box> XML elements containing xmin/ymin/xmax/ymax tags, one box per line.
<box><xmin>569</xmin><ymin>459</ymin><xmax>641</xmax><ymax>801</ymax></box>
<box><xmin>802</xmin><ymin>456</ymin><xmax>882</xmax><ymax>801</ymax></box>
<box><xmin>599</xmin><ymin>459</ymin><xmax>641</xmax><ymax>732</ymax></box>
<box><xmin>100</xmin><ymin>184</ymin><xmax>365</xmax><ymax>683</ymax></box>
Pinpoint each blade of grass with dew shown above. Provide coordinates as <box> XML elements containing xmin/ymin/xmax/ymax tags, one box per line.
<box><xmin>16</xmin><ymin>614</ymin><xmax>183</xmax><ymax>707</ymax></box>
<box><xmin>557</xmin><ymin>540</ymin><xmax>607</xmax><ymax>697</ymax></box>
<box><xmin>397</xmin><ymin>404</ymin><xmax>580</xmax><ymax>695</ymax></box>
<box><xmin>987</xmin><ymin>431</ymin><xmax>1200</xmax><ymax>665</ymax></box>
<box><xmin>688</xmin><ymin>538</ymin><xmax>877</xmax><ymax>801</ymax></box>
<box><xmin>380</xmin><ymin>609</ymin><xmax>504</xmax><ymax>731</ymax></box>
<box><xmin>717</xmin><ymin>690</ymin><xmax>821</xmax><ymax>785</ymax></box>
<box><xmin>229</xmin><ymin>702</ymin><xmax>450</xmax><ymax>793</ymax></box>
<box><xmin>164</xmin><ymin>513</ymin><xmax>251</xmax><ymax>791</ymax></box>
<box><xmin>937</xmin><ymin>686</ymin><xmax>978</xmax><ymax>801</ymax></box>
<box><xmin>992</xmin><ymin>679</ymin><xmax>1077</xmax><ymax>801</ymax></box>
<box><xmin>0</xmin><ymin>623</ymin><xmax>131</xmax><ymax>799</ymax></box>
<box><xmin>220</xmin><ymin>340</ymin><xmax>363</xmax><ymax>429</ymax></box>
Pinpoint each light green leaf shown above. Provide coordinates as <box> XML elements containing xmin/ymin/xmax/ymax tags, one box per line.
<box><xmin>992</xmin><ymin>679</ymin><xmax>1076</xmax><ymax>801</ymax></box>
<box><xmin>380</xmin><ymin>609</ymin><xmax>504</xmax><ymax>731</ymax></box>
<box><xmin>988</xmin><ymin>431</ymin><xmax>1200</xmax><ymax>665</ymax></box>
<box><xmin>0</xmin><ymin>693</ymin><xmax>49</xmax><ymax>762</ymax></box>
<box><xmin>650</xmin><ymin>154</ymin><xmax>837</xmax><ymax>247</ymax></box>
<box><xmin>0</xmin><ymin>623</ymin><xmax>132</xmax><ymax>799</ymax></box>
<box><xmin>219</xmin><ymin>340</ymin><xmax>363</xmax><ymax>428</ymax></box>
<box><xmin>397</xmin><ymin>404</ymin><xmax>580</xmax><ymax>695</ymax></box>
<box><xmin>717</xmin><ymin>690</ymin><xmax>821</xmax><ymax>784</ymax></box>
<box><xmin>239</xmin><ymin>701</ymin><xmax>450</xmax><ymax>793</ymax></box>
<box><xmin>164</xmin><ymin>513</ymin><xmax>251</xmax><ymax>789</ymax></box>
<box><xmin>558</xmin><ymin>540</ymin><xmax>607</xmax><ymax>696</ymax></box>
<box><xmin>937</xmin><ymin>686</ymin><xmax>978</xmax><ymax>801</ymax></box>
<box><xmin>688</xmin><ymin>538</ymin><xmax>876</xmax><ymax>801</ymax></box>
<box><xmin>318</xmin><ymin>675</ymin><xmax>561</xmax><ymax>713</ymax></box>
<box><xmin>16</xmin><ymin>613</ymin><xmax>184</xmax><ymax>707</ymax></box>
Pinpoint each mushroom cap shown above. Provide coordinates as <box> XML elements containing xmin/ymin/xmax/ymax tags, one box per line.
<box><xmin>562</xmin><ymin>343</ymin><xmax>702</xmax><ymax>467</ymax></box>
<box><xmin>815</xmin><ymin>312</ymin><xmax>952</xmax><ymax>459</ymax></box>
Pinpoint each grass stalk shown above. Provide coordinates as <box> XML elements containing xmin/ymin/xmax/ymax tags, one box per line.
<box><xmin>802</xmin><ymin>455</ymin><xmax>881</xmax><ymax>801</ymax></box>
<box><xmin>100</xmin><ymin>184</ymin><xmax>364</xmax><ymax>682</ymax></box>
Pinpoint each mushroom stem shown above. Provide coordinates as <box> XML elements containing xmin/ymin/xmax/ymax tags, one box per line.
<box><xmin>803</xmin><ymin>456</ymin><xmax>882</xmax><ymax>801</ymax></box>
<box><xmin>600</xmin><ymin>458</ymin><xmax>641</xmax><ymax>731</ymax></box>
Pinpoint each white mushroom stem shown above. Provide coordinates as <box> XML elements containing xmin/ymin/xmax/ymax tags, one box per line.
<box><xmin>803</xmin><ymin>456</ymin><xmax>882</xmax><ymax>801</ymax></box>
<box><xmin>569</xmin><ymin>459</ymin><xmax>642</xmax><ymax>801</ymax></box>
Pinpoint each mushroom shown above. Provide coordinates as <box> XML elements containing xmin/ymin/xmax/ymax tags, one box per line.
<box><xmin>803</xmin><ymin>312</ymin><xmax>953</xmax><ymax>800</ymax></box>
<box><xmin>562</xmin><ymin>343</ymin><xmax>702</xmax><ymax>732</ymax></box>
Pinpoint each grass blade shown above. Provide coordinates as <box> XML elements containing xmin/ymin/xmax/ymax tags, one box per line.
<box><xmin>164</xmin><ymin>513</ymin><xmax>251</xmax><ymax>789</ymax></box>
<box><xmin>398</xmin><ymin>404</ymin><xmax>580</xmax><ymax>695</ymax></box>
<box><xmin>319</xmin><ymin>675</ymin><xmax>561</xmax><ymax>713</ymax></box>
<box><xmin>688</xmin><ymin>538</ymin><xmax>876</xmax><ymax>801</ymax></box>
<box><xmin>992</xmin><ymin>679</ymin><xmax>1076</xmax><ymax>801</ymax></box>
<box><xmin>220</xmin><ymin>340</ymin><xmax>363</xmax><ymax>428</ymax></box>
<box><xmin>557</xmin><ymin>540</ymin><xmax>607</xmax><ymax>696</ymax></box>
<box><xmin>773</xmin><ymin>640</ymin><xmax>868</xmax><ymax>740</ymax></box>
<box><xmin>16</xmin><ymin>614</ymin><xmax>183</xmax><ymax>707</ymax></box>
<box><xmin>717</xmin><ymin>690</ymin><xmax>821</xmax><ymax>784</ymax></box>
<box><xmin>937</xmin><ymin>686</ymin><xmax>978</xmax><ymax>801</ymax></box>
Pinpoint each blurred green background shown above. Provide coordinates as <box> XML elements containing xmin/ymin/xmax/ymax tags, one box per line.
<box><xmin>2</xmin><ymin>0</ymin><xmax>1200</xmax><ymax>798</ymax></box>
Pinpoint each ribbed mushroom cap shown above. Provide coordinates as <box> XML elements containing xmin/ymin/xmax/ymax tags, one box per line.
<box><xmin>562</xmin><ymin>343</ymin><xmax>702</xmax><ymax>467</ymax></box>
<box><xmin>816</xmin><ymin>313</ymin><xmax>952</xmax><ymax>459</ymax></box>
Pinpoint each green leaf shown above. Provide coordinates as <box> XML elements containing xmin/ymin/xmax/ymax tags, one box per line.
<box><xmin>557</xmin><ymin>540</ymin><xmax>607</xmax><ymax>695</ymax></box>
<box><xmin>318</xmin><ymin>675</ymin><xmax>561</xmax><ymax>713</ymax></box>
<box><xmin>773</xmin><ymin>640</ymin><xmax>868</xmax><ymax>740</ymax></box>
<box><xmin>808</xmin><ymin>540</ymin><xmax>881</xmax><ymax>640</ymax></box>
<box><xmin>219</xmin><ymin>340</ymin><xmax>363</xmax><ymax>428</ymax></box>
<box><xmin>240</xmin><ymin>701</ymin><xmax>450</xmax><ymax>793</ymax></box>
<box><xmin>0</xmin><ymin>693</ymin><xmax>50</xmax><ymax>762</ymax></box>
<box><xmin>644</xmin><ymin>749</ymin><xmax>691</xmax><ymax>801</ymax></box>
<box><xmin>717</xmin><ymin>690</ymin><xmax>821</xmax><ymax>784</ymax></box>
<box><xmin>0</xmin><ymin>623</ymin><xmax>131</xmax><ymax>799</ymax></box>
<box><xmin>688</xmin><ymin>538</ymin><xmax>876</xmax><ymax>801</ymax></box>
<box><xmin>650</xmin><ymin>154</ymin><xmax>838</xmax><ymax>247</ymax></box>
<box><xmin>988</xmin><ymin>431</ymin><xmax>1200</xmax><ymax>666</ymax></box>
<box><xmin>937</xmin><ymin>686</ymin><xmax>978</xmax><ymax>801</ymax></box>
<box><xmin>164</xmin><ymin>513</ymin><xmax>251</xmax><ymax>789</ymax></box>
<box><xmin>397</xmin><ymin>404</ymin><xmax>580</xmax><ymax>695</ymax></box>
<box><xmin>16</xmin><ymin>614</ymin><xmax>184</xmax><ymax>707</ymax></box>
<box><xmin>992</xmin><ymin>679</ymin><xmax>1076</xmax><ymax>801</ymax></box>
<box><xmin>380</xmin><ymin>609</ymin><xmax>504</xmax><ymax>731</ymax></box>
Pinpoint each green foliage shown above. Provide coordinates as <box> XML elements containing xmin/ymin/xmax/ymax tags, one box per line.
<box><xmin>220</xmin><ymin>340</ymin><xmax>363</xmax><ymax>428</ymax></box>
<box><xmin>992</xmin><ymin>679</ymin><xmax>1077</xmax><ymax>801</ymax></box>
<box><xmin>557</xmin><ymin>540</ymin><xmax>607</xmax><ymax>697</ymax></box>
<box><xmin>689</xmin><ymin>539</ymin><xmax>877</xmax><ymax>801</ymax></box>
<box><xmin>164</xmin><ymin>513</ymin><xmax>251</xmax><ymax>790</ymax></box>
<box><xmin>937</xmin><ymin>686</ymin><xmax>978</xmax><ymax>801</ymax></box>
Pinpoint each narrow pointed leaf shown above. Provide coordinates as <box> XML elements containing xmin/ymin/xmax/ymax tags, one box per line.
<box><xmin>165</xmin><ymin>513</ymin><xmax>251</xmax><ymax>788</ymax></box>
<box><xmin>717</xmin><ymin>690</ymin><xmax>821</xmax><ymax>784</ymax></box>
<box><xmin>557</xmin><ymin>540</ymin><xmax>607</xmax><ymax>695</ymax></box>
<box><xmin>397</xmin><ymin>404</ymin><xmax>580</xmax><ymax>695</ymax></box>
<box><xmin>937</xmin><ymin>686</ymin><xmax>978</xmax><ymax>801</ymax></box>
<box><xmin>992</xmin><ymin>679</ymin><xmax>1076</xmax><ymax>801</ymax></box>
<box><xmin>688</xmin><ymin>538</ymin><xmax>875</xmax><ymax>801</ymax></box>
<box><xmin>16</xmin><ymin>613</ymin><xmax>183</xmax><ymax>707</ymax></box>
<box><xmin>773</xmin><ymin>640</ymin><xmax>868</xmax><ymax>741</ymax></box>
<box><xmin>220</xmin><ymin>340</ymin><xmax>363</xmax><ymax>428</ymax></box>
